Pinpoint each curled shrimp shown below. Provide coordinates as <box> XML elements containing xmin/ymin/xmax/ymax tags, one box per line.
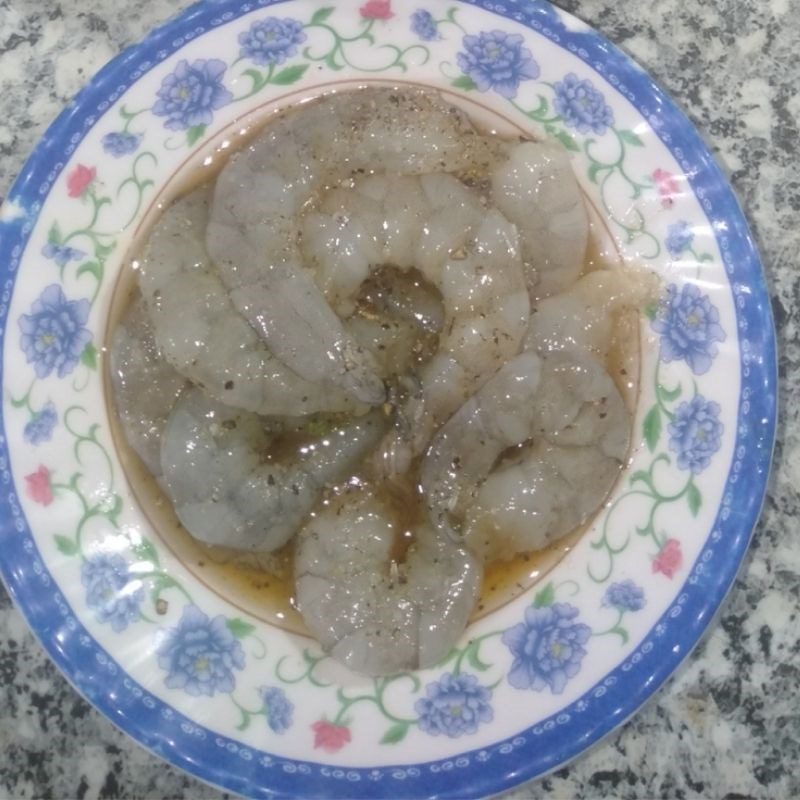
<box><xmin>294</xmin><ymin>484</ymin><xmax>481</xmax><ymax>676</ymax></box>
<box><xmin>303</xmin><ymin>171</ymin><xmax>530</xmax><ymax>471</ymax></box>
<box><xmin>160</xmin><ymin>388</ymin><xmax>386</xmax><ymax>552</ymax></box>
<box><xmin>205</xmin><ymin>88</ymin><xmax>499</xmax><ymax>404</ymax></box>
<box><xmin>525</xmin><ymin>268</ymin><xmax>656</xmax><ymax>359</ymax></box>
<box><xmin>491</xmin><ymin>140</ymin><xmax>590</xmax><ymax>299</ymax></box>
<box><xmin>109</xmin><ymin>294</ymin><xmax>186</xmax><ymax>476</ymax></box>
<box><xmin>422</xmin><ymin>350</ymin><xmax>631</xmax><ymax>561</ymax></box>
<box><xmin>138</xmin><ymin>186</ymin><xmax>366</xmax><ymax>416</ymax></box>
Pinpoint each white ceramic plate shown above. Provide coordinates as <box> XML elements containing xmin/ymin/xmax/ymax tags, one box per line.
<box><xmin>0</xmin><ymin>1</ymin><xmax>776</xmax><ymax>797</ymax></box>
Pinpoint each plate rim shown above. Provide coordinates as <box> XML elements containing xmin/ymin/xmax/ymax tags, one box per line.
<box><xmin>0</xmin><ymin>1</ymin><xmax>778</xmax><ymax>798</ymax></box>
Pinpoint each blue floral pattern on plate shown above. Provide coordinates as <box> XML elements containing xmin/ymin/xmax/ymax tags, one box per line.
<box><xmin>457</xmin><ymin>30</ymin><xmax>540</xmax><ymax>98</ymax></box>
<box><xmin>18</xmin><ymin>284</ymin><xmax>92</xmax><ymax>379</ymax></box>
<box><xmin>102</xmin><ymin>131</ymin><xmax>142</xmax><ymax>158</ymax></box>
<box><xmin>502</xmin><ymin>603</ymin><xmax>592</xmax><ymax>694</ymax></box>
<box><xmin>157</xmin><ymin>606</ymin><xmax>246</xmax><ymax>697</ymax></box>
<box><xmin>651</xmin><ymin>283</ymin><xmax>727</xmax><ymax>375</ymax></box>
<box><xmin>238</xmin><ymin>17</ymin><xmax>306</xmax><ymax>66</ymax></box>
<box><xmin>553</xmin><ymin>73</ymin><xmax>614</xmax><ymax>135</ymax></box>
<box><xmin>23</xmin><ymin>402</ymin><xmax>58</xmax><ymax>445</ymax></box>
<box><xmin>668</xmin><ymin>396</ymin><xmax>723</xmax><ymax>474</ymax></box>
<box><xmin>415</xmin><ymin>673</ymin><xmax>494</xmax><ymax>738</ymax></box>
<box><xmin>81</xmin><ymin>554</ymin><xmax>145</xmax><ymax>633</ymax></box>
<box><xmin>152</xmin><ymin>59</ymin><xmax>233</xmax><ymax>131</ymax></box>
<box><xmin>602</xmin><ymin>580</ymin><xmax>646</xmax><ymax>612</ymax></box>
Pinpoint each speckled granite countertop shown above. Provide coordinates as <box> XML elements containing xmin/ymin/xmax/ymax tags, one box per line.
<box><xmin>1</xmin><ymin>1</ymin><xmax>798</xmax><ymax>798</ymax></box>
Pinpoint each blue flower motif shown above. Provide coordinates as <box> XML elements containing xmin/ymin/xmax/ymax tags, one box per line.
<box><xmin>152</xmin><ymin>59</ymin><xmax>233</xmax><ymax>132</ymax></box>
<box><xmin>665</xmin><ymin>220</ymin><xmax>695</xmax><ymax>257</ymax></box>
<box><xmin>81</xmin><ymin>554</ymin><xmax>144</xmax><ymax>633</ymax></box>
<box><xmin>602</xmin><ymin>580</ymin><xmax>646</xmax><ymax>612</ymax></box>
<box><xmin>23</xmin><ymin>402</ymin><xmax>58</xmax><ymax>445</ymax></box>
<box><xmin>238</xmin><ymin>17</ymin><xmax>306</xmax><ymax>66</ymax></box>
<box><xmin>157</xmin><ymin>605</ymin><xmax>245</xmax><ymax>696</ymax></box>
<box><xmin>410</xmin><ymin>10</ymin><xmax>439</xmax><ymax>41</ymax></box>
<box><xmin>668</xmin><ymin>395</ymin><xmax>723</xmax><ymax>474</ymax></box>
<box><xmin>456</xmin><ymin>30</ymin><xmax>540</xmax><ymax>99</ymax></box>
<box><xmin>101</xmin><ymin>131</ymin><xmax>141</xmax><ymax>158</ymax></box>
<box><xmin>260</xmin><ymin>686</ymin><xmax>294</xmax><ymax>734</ymax></box>
<box><xmin>553</xmin><ymin>73</ymin><xmax>615</xmax><ymax>135</ymax></box>
<box><xmin>41</xmin><ymin>242</ymin><xmax>86</xmax><ymax>268</ymax></box>
<box><xmin>18</xmin><ymin>285</ymin><xmax>92</xmax><ymax>379</ymax></box>
<box><xmin>415</xmin><ymin>672</ymin><xmax>493</xmax><ymax>738</ymax></box>
<box><xmin>651</xmin><ymin>283</ymin><xmax>726</xmax><ymax>375</ymax></box>
<box><xmin>502</xmin><ymin>602</ymin><xmax>591</xmax><ymax>694</ymax></box>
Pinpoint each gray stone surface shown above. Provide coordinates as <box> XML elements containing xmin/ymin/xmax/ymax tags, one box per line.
<box><xmin>0</xmin><ymin>1</ymin><xmax>797</xmax><ymax>798</ymax></box>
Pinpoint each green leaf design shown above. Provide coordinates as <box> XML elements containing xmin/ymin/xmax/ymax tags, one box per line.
<box><xmin>227</xmin><ymin>618</ymin><xmax>256</xmax><ymax>639</ymax></box>
<box><xmin>657</xmin><ymin>382</ymin><xmax>682</xmax><ymax>402</ymax></box>
<box><xmin>644</xmin><ymin>301</ymin><xmax>659</xmax><ymax>320</ymax></box>
<box><xmin>54</xmin><ymin>534</ymin><xmax>78</xmax><ymax>557</ymax></box>
<box><xmin>150</xmin><ymin>573</ymin><xmax>179</xmax><ymax>604</ymax></box>
<box><xmin>533</xmin><ymin>582</ymin><xmax>555</xmax><ymax>607</ymax></box>
<box><xmin>618</xmin><ymin>128</ymin><xmax>645</xmax><ymax>147</ymax></box>
<box><xmin>131</xmin><ymin>538</ymin><xmax>160</xmax><ymax>567</ymax></box>
<box><xmin>272</xmin><ymin>64</ymin><xmax>309</xmax><ymax>85</ymax></box>
<box><xmin>687</xmin><ymin>482</ymin><xmax>702</xmax><ymax>517</ymax></box>
<box><xmin>186</xmin><ymin>125</ymin><xmax>207</xmax><ymax>147</ymax></box>
<box><xmin>95</xmin><ymin>241</ymin><xmax>116</xmax><ymax>260</ymax></box>
<box><xmin>80</xmin><ymin>342</ymin><xmax>97</xmax><ymax>370</ymax></box>
<box><xmin>104</xmin><ymin>493</ymin><xmax>124</xmax><ymax>525</ymax></box>
<box><xmin>310</xmin><ymin>6</ymin><xmax>335</xmax><ymax>24</ymax></box>
<box><xmin>451</xmin><ymin>75</ymin><xmax>477</xmax><ymax>91</ymax></box>
<box><xmin>466</xmin><ymin>641</ymin><xmax>491</xmax><ymax>672</ymax></box>
<box><xmin>380</xmin><ymin>722</ymin><xmax>410</xmax><ymax>745</ymax></box>
<box><xmin>47</xmin><ymin>222</ymin><xmax>62</xmax><ymax>244</ymax></box>
<box><xmin>76</xmin><ymin>261</ymin><xmax>102</xmax><ymax>281</ymax></box>
<box><xmin>588</xmin><ymin>162</ymin><xmax>607</xmax><ymax>184</ymax></box>
<box><xmin>552</xmin><ymin>129</ymin><xmax>579</xmax><ymax>152</ymax></box>
<box><xmin>630</xmin><ymin>469</ymin><xmax>652</xmax><ymax>487</ymax></box>
<box><xmin>643</xmin><ymin>405</ymin><xmax>661</xmax><ymax>452</ymax></box>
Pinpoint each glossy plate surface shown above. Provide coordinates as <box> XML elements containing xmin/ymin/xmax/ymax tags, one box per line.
<box><xmin>0</xmin><ymin>1</ymin><xmax>776</xmax><ymax>798</ymax></box>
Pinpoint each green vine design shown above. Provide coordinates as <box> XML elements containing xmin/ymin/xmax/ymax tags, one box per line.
<box><xmin>302</xmin><ymin>7</ymin><xmax>430</xmax><ymax>73</ymax></box>
<box><xmin>589</xmin><ymin>359</ymin><xmax>701</xmax><ymax>583</ymax></box>
<box><xmin>275</xmin><ymin>648</ymin><xmax>332</xmax><ymax>687</ymax></box>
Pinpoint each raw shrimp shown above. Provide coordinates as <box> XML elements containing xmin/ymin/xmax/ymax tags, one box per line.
<box><xmin>422</xmin><ymin>350</ymin><xmax>630</xmax><ymax>561</ymax></box>
<box><xmin>160</xmin><ymin>388</ymin><xmax>386</xmax><ymax>552</ymax></box>
<box><xmin>205</xmin><ymin>88</ymin><xmax>498</xmax><ymax>404</ymax></box>
<box><xmin>491</xmin><ymin>140</ymin><xmax>590</xmax><ymax>299</ymax></box>
<box><xmin>525</xmin><ymin>268</ymin><xmax>655</xmax><ymax>359</ymax></box>
<box><xmin>294</xmin><ymin>485</ymin><xmax>481</xmax><ymax>676</ymax></box>
<box><xmin>109</xmin><ymin>294</ymin><xmax>186</xmax><ymax>476</ymax></box>
<box><xmin>138</xmin><ymin>186</ymin><xmax>365</xmax><ymax>416</ymax></box>
<box><xmin>303</xmin><ymin>172</ymin><xmax>530</xmax><ymax>470</ymax></box>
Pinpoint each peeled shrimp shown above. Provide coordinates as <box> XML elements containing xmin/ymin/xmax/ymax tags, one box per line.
<box><xmin>303</xmin><ymin>172</ymin><xmax>530</xmax><ymax>469</ymax></box>
<box><xmin>294</xmin><ymin>485</ymin><xmax>481</xmax><ymax>676</ymax></box>
<box><xmin>205</xmin><ymin>88</ymin><xmax>498</xmax><ymax>404</ymax></box>
<box><xmin>526</xmin><ymin>268</ymin><xmax>655</xmax><ymax>359</ymax></box>
<box><xmin>160</xmin><ymin>388</ymin><xmax>386</xmax><ymax>552</ymax></box>
<box><xmin>138</xmin><ymin>187</ymin><xmax>365</xmax><ymax>415</ymax></box>
<box><xmin>109</xmin><ymin>294</ymin><xmax>186</xmax><ymax>476</ymax></box>
<box><xmin>422</xmin><ymin>350</ymin><xmax>630</xmax><ymax>561</ymax></box>
<box><xmin>491</xmin><ymin>140</ymin><xmax>589</xmax><ymax>299</ymax></box>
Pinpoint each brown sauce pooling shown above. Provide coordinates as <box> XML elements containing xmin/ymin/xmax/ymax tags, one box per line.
<box><xmin>104</xmin><ymin>88</ymin><xmax>640</xmax><ymax>636</ymax></box>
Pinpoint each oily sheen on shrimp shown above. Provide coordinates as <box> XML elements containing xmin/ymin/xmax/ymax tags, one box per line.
<box><xmin>110</xmin><ymin>86</ymin><xmax>645</xmax><ymax>677</ymax></box>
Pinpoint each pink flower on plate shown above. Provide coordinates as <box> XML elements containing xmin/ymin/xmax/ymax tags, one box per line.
<box><xmin>360</xmin><ymin>0</ymin><xmax>394</xmax><ymax>20</ymax></box>
<box><xmin>652</xmin><ymin>168</ymin><xmax>680</xmax><ymax>209</ymax></box>
<box><xmin>311</xmin><ymin>720</ymin><xmax>352</xmax><ymax>753</ymax></box>
<box><xmin>67</xmin><ymin>164</ymin><xmax>96</xmax><ymax>198</ymax></box>
<box><xmin>24</xmin><ymin>465</ymin><xmax>53</xmax><ymax>506</ymax></box>
<box><xmin>652</xmin><ymin>538</ymin><xmax>683</xmax><ymax>579</ymax></box>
